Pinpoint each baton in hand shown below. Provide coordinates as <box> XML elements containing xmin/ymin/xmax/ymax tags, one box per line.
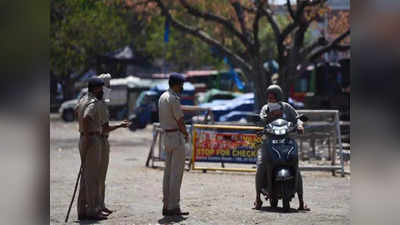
<box><xmin>65</xmin><ymin>166</ymin><xmax>83</xmax><ymax>223</ymax></box>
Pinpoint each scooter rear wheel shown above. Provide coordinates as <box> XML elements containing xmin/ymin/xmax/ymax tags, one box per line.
<box><xmin>283</xmin><ymin>198</ymin><xmax>290</xmax><ymax>212</ymax></box>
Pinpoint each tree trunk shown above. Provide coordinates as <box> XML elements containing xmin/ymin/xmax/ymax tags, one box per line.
<box><xmin>278</xmin><ymin>56</ymin><xmax>297</xmax><ymax>101</ymax></box>
<box><xmin>249</xmin><ymin>62</ymin><xmax>270</xmax><ymax>111</ymax></box>
<box><xmin>277</xmin><ymin>66</ymin><xmax>288</xmax><ymax>101</ymax></box>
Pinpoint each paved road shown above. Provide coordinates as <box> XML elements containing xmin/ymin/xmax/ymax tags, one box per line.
<box><xmin>50</xmin><ymin>117</ymin><xmax>350</xmax><ymax>225</ymax></box>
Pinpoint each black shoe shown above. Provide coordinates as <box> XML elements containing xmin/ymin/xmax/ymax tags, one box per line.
<box><xmin>166</xmin><ymin>208</ymin><xmax>189</xmax><ymax>216</ymax></box>
<box><xmin>78</xmin><ymin>214</ymin><xmax>87</xmax><ymax>220</ymax></box>
<box><xmin>176</xmin><ymin>210</ymin><xmax>189</xmax><ymax>216</ymax></box>
<box><xmin>253</xmin><ymin>199</ymin><xmax>262</xmax><ymax>210</ymax></box>
<box><xmin>86</xmin><ymin>214</ymin><xmax>108</xmax><ymax>220</ymax></box>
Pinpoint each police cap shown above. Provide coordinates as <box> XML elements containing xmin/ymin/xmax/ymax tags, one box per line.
<box><xmin>88</xmin><ymin>77</ymin><xmax>104</xmax><ymax>88</ymax></box>
<box><xmin>168</xmin><ymin>72</ymin><xmax>185</xmax><ymax>86</ymax></box>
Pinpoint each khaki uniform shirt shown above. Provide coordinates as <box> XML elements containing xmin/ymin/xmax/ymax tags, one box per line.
<box><xmin>158</xmin><ymin>89</ymin><xmax>184</xmax><ymax>130</ymax></box>
<box><xmin>75</xmin><ymin>93</ymin><xmax>109</xmax><ymax>133</ymax></box>
<box><xmin>74</xmin><ymin>93</ymin><xmax>88</xmax><ymax>115</ymax></box>
<box><xmin>77</xmin><ymin>93</ymin><xmax>103</xmax><ymax>133</ymax></box>
<box><xmin>98</xmin><ymin>101</ymin><xmax>110</xmax><ymax>135</ymax></box>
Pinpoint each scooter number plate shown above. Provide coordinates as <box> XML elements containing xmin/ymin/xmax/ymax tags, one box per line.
<box><xmin>272</xmin><ymin>139</ymin><xmax>286</xmax><ymax>144</ymax></box>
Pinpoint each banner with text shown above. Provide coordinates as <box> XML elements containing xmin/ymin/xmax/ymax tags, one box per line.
<box><xmin>193</xmin><ymin>127</ymin><xmax>263</xmax><ymax>164</ymax></box>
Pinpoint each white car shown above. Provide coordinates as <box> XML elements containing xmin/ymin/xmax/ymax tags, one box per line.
<box><xmin>58</xmin><ymin>89</ymin><xmax>88</xmax><ymax>122</ymax></box>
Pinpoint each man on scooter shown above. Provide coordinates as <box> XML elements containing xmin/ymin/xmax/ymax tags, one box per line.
<box><xmin>254</xmin><ymin>84</ymin><xmax>309</xmax><ymax>211</ymax></box>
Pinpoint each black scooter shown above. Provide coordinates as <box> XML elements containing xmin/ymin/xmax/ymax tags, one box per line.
<box><xmin>257</xmin><ymin>115</ymin><xmax>307</xmax><ymax>212</ymax></box>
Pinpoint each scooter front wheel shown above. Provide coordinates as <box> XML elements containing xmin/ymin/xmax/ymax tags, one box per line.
<box><xmin>281</xmin><ymin>181</ymin><xmax>291</xmax><ymax>212</ymax></box>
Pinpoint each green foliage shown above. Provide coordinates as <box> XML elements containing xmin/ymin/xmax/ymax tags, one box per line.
<box><xmin>258</xmin><ymin>17</ymin><xmax>280</xmax><ymax>60</ymax></box>
<box><xmin>258</xmin><ymin>14</ymin><xmax>314</xmax><ymax>62</ymax></box>
<box><xmin>50</xmin><ymin>0</ymin><xmax>132</xmax><ymax>78</ymax></box>
<box><xmin>139</xmin><ymin>16</ymin><xmax>226</xmax><ymax>71</ymax></box>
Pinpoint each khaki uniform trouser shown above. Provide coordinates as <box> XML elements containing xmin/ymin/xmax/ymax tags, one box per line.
<box><xmin>99</xmin><ymin>136</ymin><xmax>110</xmax><ymax>209</ymax></box>
<box><xmin>77</xmin><ymin>135</ymin><xmax>103</xmax><ymax>217</ymax></box>
<box><xmin>163</xmin><ymin>132</ymin><xmax>185</xmax><ymax>210</ymax></box>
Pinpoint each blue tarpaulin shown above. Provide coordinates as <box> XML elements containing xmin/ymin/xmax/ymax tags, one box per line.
<box><xmin>164</xmin><ymin>19</ymin><xmax>170</xmax><ymax>43</ymax></box>
<box><xmin>224</xmin><ymin>57</ymin><xmax>244</xmax><ymax>90</ymax></box>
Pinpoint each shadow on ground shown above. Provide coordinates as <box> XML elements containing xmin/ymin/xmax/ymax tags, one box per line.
<box><xmin>258</xmin><ymin>206</ymin><xmax>300</xmax><ymax>213</ymax></box>
<box><xmin>74</xmin><ymin>219</ymin><xmax>102</xmax><ymax>224</ymax></box>
<box><xmin>158</xmin><ymin>215</ymin><xmax>188</xmax><ymax>224</ymax></box>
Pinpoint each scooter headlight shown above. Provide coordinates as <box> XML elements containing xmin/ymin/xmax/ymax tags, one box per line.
<box><xmin>274</xmin><ymin>127</ymin><xmax>287</xmax><ymax>135</ymax></box>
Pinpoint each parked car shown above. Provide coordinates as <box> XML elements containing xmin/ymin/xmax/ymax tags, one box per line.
<box><xmin>58</xmin><ymin>89</ymin><xmax>88</xmax><ymax>122</ymax></box>
<box><xmin>199</xmin><ymin>93</ymin><xmax>255</xmax><ymax>122</ymax></box>
<box><xmin>197</xmin><ymin>88</ymin><xmax>242</xmax><ymax>104</ymax></box>
<box><xmin>129</xmin><ymin>81</ymin><xmax>196</xmax><ymax>130</ymax></box>
<box><xmin>219</xmin><ymin>111</ymin><xmax>258</xmax><ymax>123</ymax></box>
<box><xmin>200</xmin><ymin>92</ymin><xmax>301</xmax><ymax>123</ymax></box>
<box><xmin>59</xmin><ymin>76</ymin><xmax>156</xmax><ymax>122</ymax></box>
<box><xmin>129</xmin><ymin>90</ymin><xmax>159</xmax><ymax>129</ymax></box>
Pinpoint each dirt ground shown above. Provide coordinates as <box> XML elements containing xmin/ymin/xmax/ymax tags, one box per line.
<box><xmin>50</xmin><ymin>114</ymin><xmax>350</xmax><ymax>225</ymax></box>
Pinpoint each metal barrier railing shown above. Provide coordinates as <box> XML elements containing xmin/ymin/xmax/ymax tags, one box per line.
<box><xmin>145</xmin><ymin>110</ymin><xmax>347</xmax><ymax>177</ymax></box>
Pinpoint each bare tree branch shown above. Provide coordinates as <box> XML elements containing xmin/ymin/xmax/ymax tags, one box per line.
<box><xmin>242</xmin><ymin>5</ymin><xmax>257</xmax><ymax>14</ymax></box>
<box><xmin>301</xmin><ymin>36</ymin><xmax>327</xmax><ymax>57</ymax></box>
<box><xmin>296</xmin><ymin>0</ymin><xmax>326</xmax><ymax>15</ymax></box>
<box><xmin>334</xmin><ymin>44</ymin><xmax>350</xmax><ymax>51</ymax></box>
<box><xmin>231</xmin><ymin>1</ymin><xmax>249</xmax><ymax>39</ymax></box>
<box><xmin>178</xmin><ymin>0</ymin><xmax>252</xmax><ymax>48</ymax></box>
<box><xmin>294</xmin><ymin>25</ymin><xmax>308</xmax><ymax>51</ymax></box>
<box><xmin>280</xmin><ymin>2</ymin><xmax>304</xmax><ymax>41</ymax></box>
<box><xmin>128</xmin><ymin>0</ymin><xmax>150</xmax><ymax>8</ymax></box>
<box><xmin>280</xmin><ymin>22</ymin><xmax>297</xmax><ymax>41</ymax></box>
<box><xmin>292</xmin><ymin>0</ymin><xmax>326</xmax><ymax>23</ymax></box>
<box><xmin>285</xmin><ymin>0</ymin><xmax>321</xmax><ymax>52</ymax></box>
<box><xmin>304</xmin><ymin>0</ymin><xmax>326</xmax><ymax>7</ymax></box>
<box><xmin>280</xmin><ymin>0</ymin><xmax>324</xmax><ymax>56</ymax></box>
<box><xmin>308</xmin><ymin>29</ymin><xmax>350</xmax><ymax>61</ymax></box>
<box><xmin>286</xmin><ymin>0</ymin><xmax>295</xmax><ymax>21</ymax></box>
<box><xmin>252</xmin><ymin>2</ymin><xmax>265</xmax><ymax>50</ymax></box>
<box><xmin>258</xmin><ymin>3</ymin><xmax>290</xmax><ymax>62</ymax></box>
<box><xmin>295</xmin><ymin>0</ymin><xmax>306</xmax><ymax>19</ymax></box>
<box><xmin>241</xmin><ymin>0</ymin><xmax>265</xmax><ymax>50</ymax></box>
<box><xmin>295</xmin><ymin>13</ymin><xmax>321</xmax><ymax>53</ymax></box>
<box><xmin>152</xmin><ymin>0</ymin><xmax>252</xmax><ymax>72</ymax></box>
<box><xmin>261</xmin><ymin>8</ymin><xmax>281</xmax><ymax>41</ymax></box>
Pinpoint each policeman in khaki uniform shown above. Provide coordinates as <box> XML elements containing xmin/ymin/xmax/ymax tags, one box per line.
<box><xmin>75</xmin><ymin>77</ymin><xmax>128</xmax><ymax>220</ymax></box>
<box><xmin>158</xmin><ymin>73</ymin><xmax>190</xmax><ymax>217</ymax></box>
<box><xmin>75</xmin><ymin>77</ymin><xmax>108</xmax><ymax>220</ymax></box>
<box><xmin>97</xmin><ymin>73</ymin><xmax>130</xmax><ymax>215</ymax></box>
